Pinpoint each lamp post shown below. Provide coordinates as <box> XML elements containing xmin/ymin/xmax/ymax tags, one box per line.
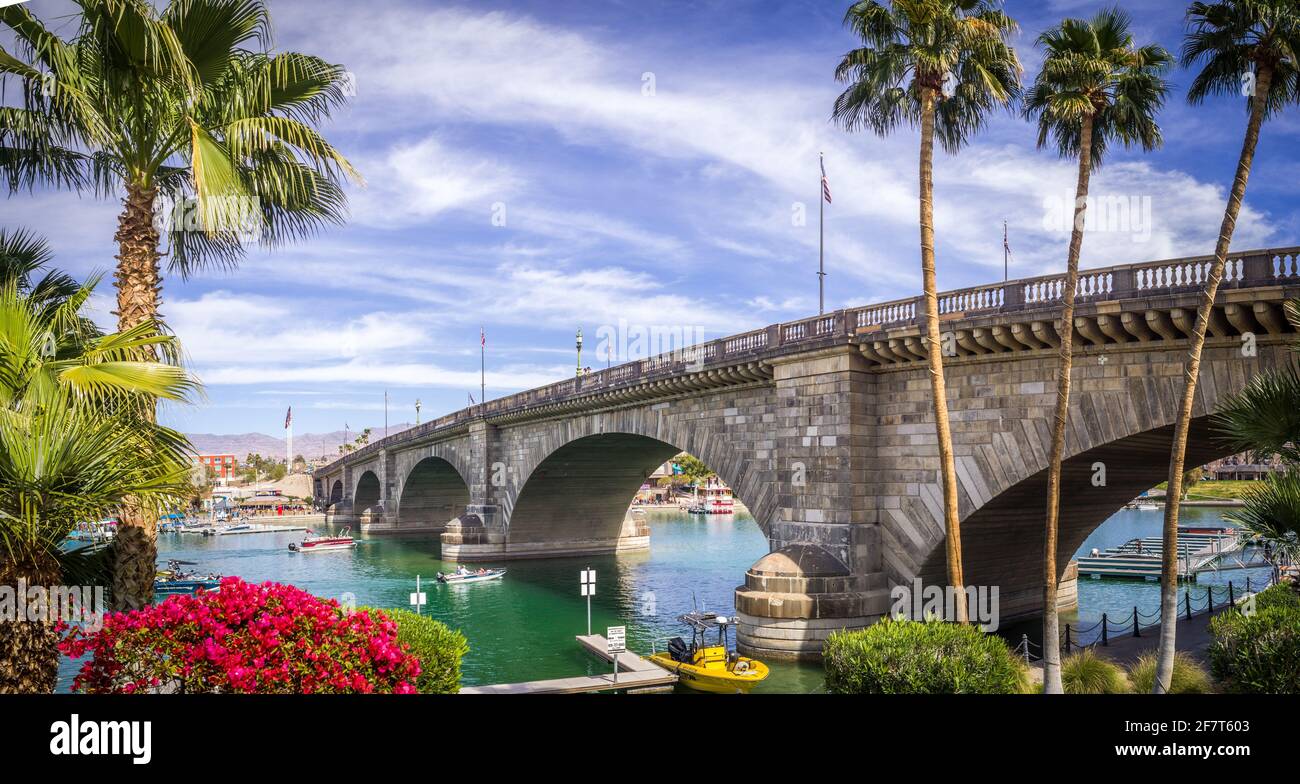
<box><xmin>415</xmin><ymin>399</ymin><xmax>422</xmax><ymax>426</ymax></box>
<box><xmin>575</xmin><ymin>328</ymin><xmax>583</xmax><ymax>377</ymax></box>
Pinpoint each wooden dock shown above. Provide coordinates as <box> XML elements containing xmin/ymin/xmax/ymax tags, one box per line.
<box><xmin>1077</xmin><ymin>533</ymin><xmax>1240</xmax><ymax>580</ymax></box>
<box><xmin>459</xmin><ymin>634</ymin><xmax>677</xmax><ymax>695</ymax></box>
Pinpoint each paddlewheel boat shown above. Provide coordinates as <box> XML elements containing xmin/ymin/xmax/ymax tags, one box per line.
<box><xmin>288</xmin><ymin>527</ymin><xmax>357</xmax><ymax>553</ymax></box>
<box><xmin>700</xmin><ymin>478</ymin><xmax>735</xmax><ymax>514</ymax></box>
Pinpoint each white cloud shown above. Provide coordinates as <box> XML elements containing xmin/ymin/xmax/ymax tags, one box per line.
<box><xmin>349</xmin><ymin>135</ymin><xmax>523</xmax><ymax>228</ymax></box>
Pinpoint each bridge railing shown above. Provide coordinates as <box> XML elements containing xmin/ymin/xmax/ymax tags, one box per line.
<box><xmin>320</xmin><ymin>246</ymin><xmax>1299</xmax><ymax>471</ymax></box>
<box><xmin>850</xmin><ymin>246</ymin><xmax>1299</xmax><ymax>331</ymax></box>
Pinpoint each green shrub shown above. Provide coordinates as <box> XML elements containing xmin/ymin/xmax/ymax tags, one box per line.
<box><xmin>823</xmin><ymin>618</ymin><xmax>1029</xmax><ymax>694</ymax></box>
<box><xmin>1061</xmin><ymin>649</ymin><xmax>1129</xmax><ymax>694</ymax></box>
<box><xmin>1252</xmin><ymin>582</ymin><xmax>1300</xmax><ymax>612</ymax></box>
<box><xmin>1128</xmin><ymin>652</ymin><xmax>1213</xmax><ymax>694</ymax></box>
<box><xmin>363</xmin><ymin>608</ymin><xmax>470</xmax><ymax>694</ymax></box>
<box><xmin>1208</xmin><ymin>601</ymin><xmax>1300</xmax><ymax>694</ymax></box>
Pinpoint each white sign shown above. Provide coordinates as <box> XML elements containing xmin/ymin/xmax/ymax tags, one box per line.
<box><xmin>580</xmin><ymin>568</ymin><xmax>596</xmax><ymax>597</ymax></box>
<box><xmin>606</xmin><ymin>625</ymin><xmax>626</xmax><ymax>654</ymax></box>
<box><xmin>409</xmin><ymin>592</ymin><xmax>427</xmax><ymax>606</ymax></box>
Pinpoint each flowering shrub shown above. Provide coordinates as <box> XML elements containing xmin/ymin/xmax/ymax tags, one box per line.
<box><xmin>59</xmin><ymin>578</ymin><xmax>420</xmax><ymax>694</ymax></box>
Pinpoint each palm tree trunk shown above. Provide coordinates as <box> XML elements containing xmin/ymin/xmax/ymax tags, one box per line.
<box><xmin>0</xmin><ymin>555</ymin><xmax>63</xmax><ymax>693</ymax></box>
<box><xmin>1153</xmin><ymin>66</ymin><xmax>1272</xmax><ymax>693</ymax></box>
<box><xmin>919</xmin><ymin>88</ymin><xmax>967</xmax><ymax>623</ymax></box>
<box><xmin>1043</xmin><ymin>113</ymin><xmax>1094</xmax><ymax>695</ymax></box>
<box><xmin>111</xmin><ymin>182</ymin><xmax>162</xmax><ymax>612</ymax></box>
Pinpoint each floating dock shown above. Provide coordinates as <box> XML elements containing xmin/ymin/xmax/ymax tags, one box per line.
<box><xmin>1077</xmin><ymin>531</ymin><xmax>1240</xmax><ymax>580</ymax></box>
<box><xmin>459</xmin><ymin>633</ymin><xmax>677</xmax><ymax>694</ymax></box>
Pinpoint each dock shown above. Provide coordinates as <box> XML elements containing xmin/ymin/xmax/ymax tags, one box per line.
<box><xmin>1077</xmin><ymin>532</ymin><xmax>1241</xmax><ymax>580</ymax></box>
<box><xmin>459</xmin><ymin>634</ymin><xmax>677</xmax><ymax>694</ymax></box>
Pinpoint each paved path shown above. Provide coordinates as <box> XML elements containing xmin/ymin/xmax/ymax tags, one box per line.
<box><xmin>1090</xmin><ymin>610</ymin><xmax>1218</xmax><ymax>667</ymax></box>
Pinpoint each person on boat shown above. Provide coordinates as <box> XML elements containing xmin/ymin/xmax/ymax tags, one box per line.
<box><xmin>456</xmin><ymin>565</ymin><xmax>469</xmax><ymax>576</ymax></box>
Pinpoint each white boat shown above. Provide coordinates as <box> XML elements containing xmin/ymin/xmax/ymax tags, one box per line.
<box><xmin>700</xmin><ymin>478</ymin><xmax>735</xmax><ymax>514</ymax></box>
<box><xmin>436</xmin><ymin>568</ymin><xmax>507</xmax><ymax>584</ymax></box>
<box><xmin>289</xmin><ymin>527</ymin><xmax>357</xmax><ymax>552</ymax></box>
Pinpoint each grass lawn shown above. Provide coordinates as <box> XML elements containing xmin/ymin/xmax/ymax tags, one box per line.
<box><xmin>1150</xmin><ymin>479</ymin><xmax>1263</xmax><ymax>501</ymax></box>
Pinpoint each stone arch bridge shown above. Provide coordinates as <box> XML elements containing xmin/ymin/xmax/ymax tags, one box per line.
<box><xmin>314</xmin><ymin>246</ymin><xmax>1299</xmax><ymax>659</ymax></box>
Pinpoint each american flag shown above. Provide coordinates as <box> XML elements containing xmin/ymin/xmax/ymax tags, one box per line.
<box><xmin>284</xmin><ymin>406</ymin><xmax>292</xmax><ymax>429</ymax></box>
<box><xmin>821</xmin><ymin>154</ymin><xmax>832</xmax><ymax>204</ymax></box>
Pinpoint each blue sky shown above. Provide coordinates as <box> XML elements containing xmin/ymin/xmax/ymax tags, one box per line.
<box><xmin>4</xmin><ymin>0</ymin><xmax>1297</xmax><ymax>438</ymax></box>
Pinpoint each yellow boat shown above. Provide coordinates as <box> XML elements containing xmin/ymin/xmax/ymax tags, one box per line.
<box><xmin>648</xmin><ymin>611</ymin><xmax>769</xmax><ymax>694</ymax></box>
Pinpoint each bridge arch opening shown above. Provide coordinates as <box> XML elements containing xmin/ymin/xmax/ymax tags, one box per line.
<box><xmin>354</xmin><ymin>470</ymin><xmax>382</xmax><ymax>515</ymax></box>
<box><xmin>328</xmin><ymin>480</ymin><xmax>343</xmax><ymax>506</ymax></box>
<box><xmin>398</xmin><ymin>457</ymin><xmax>470</xmax><ymax>532</ymax></box>
<box><xmin>928</xmin><ymin>415</ymin><xmax>1237</xmax><ymax>624</ymax></box>
<box><xmin>506</xmin><ymin>434</ymin><xmax>762</xmax><ymax>549</ymax></box>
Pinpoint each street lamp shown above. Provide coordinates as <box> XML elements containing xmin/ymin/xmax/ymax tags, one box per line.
<box><xmin>575</xmin><ymin>328</ymin><xmax>583</xmax><ymax>377</ymax></box>
<box><xmin>415</xmin><ymin>399</ymin><xmax>422</xmax><ymax>425</ymax></box>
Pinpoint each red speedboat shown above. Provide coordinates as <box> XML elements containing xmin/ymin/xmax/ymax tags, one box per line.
<box><xmin>288</xmin><ymin>527</ymin><xmax>357</xmax><ymax>553</ymax></box>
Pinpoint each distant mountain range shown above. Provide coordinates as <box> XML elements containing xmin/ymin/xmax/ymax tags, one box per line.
<box><xmin>186</xmin><ymin>423</ymin><xmax>415</xmax><ymax>461</ymax></box>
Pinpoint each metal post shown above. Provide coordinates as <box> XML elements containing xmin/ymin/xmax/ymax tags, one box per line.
<box><xmin>1207</xmin><ymin>586</ymin><xmax>1214</xmax><ymax>614</ymax></box>
<box><xmin>1019</xmin><ymin>634</ymin><xmax>1031</xmax><ymax>665</ymax></box>
<box><xmin>1101</xmin><ymin>613</ymin><xmax>1109</xmax><ymax>646</ymax></box>
<box><xmin>1132</xmin><ymin>606</ymin><xmax>1140</xmax><ymax>638</ymax></box>
<box><xmin>1184</xmin><ymin>591</ymin><xmax>1192</xmax><ymax>620</ymax></box>
<box><xmin>1064</xmin><ymin>624</ymin><xmax>1072</xmax><ymax>652</ymax></box>
<box><xmin>1228</xmin><ymin>581</ymin><xmax>1235</xmax><ymax>607</ymax></box>
<box><xmin>818</xmin><ymin>152</ymin><xmax>825</xmax><ymax>315</ymax></box>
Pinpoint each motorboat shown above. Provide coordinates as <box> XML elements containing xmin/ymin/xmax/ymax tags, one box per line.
<box><xmin>288</xmin><ymin>527</ymin><xmax>357</xmax><ymax>552</ymax></box>
<box><xmin>154</xmin><ymin>560</ymin><xmax>221</xmax><ymax>596</ymax></box>
<box><xmin>436</xmin><ymin>567</ymin><xmax>506</xmax><ymax>584</ymax></box>
<box><xmin>648</xmin><ymin>610</ymin><xmax>769</xmax><ymax>693</ymax></box>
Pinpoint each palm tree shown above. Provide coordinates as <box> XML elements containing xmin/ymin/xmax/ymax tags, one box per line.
<box><xmin>833</xmin><ymin>0</ymin><xmax>1021</xmax><ymax>622</ymax></box>
<box><xmin>0</xmin><ymin>0</ymin><xmax>361</xmax><ymax>608</ymax></box>
<box><xmin>0</xmin><ymin>274</ymin><xmax>197</xmax><ymax>692</ymax></box>
<box><xmin>1023</xmin><ymin>8</ymin><xmax>1171</xmax><ymax>694</ymax></box>
<box><xmin>1153</xmin><ymin>0</ymin><xmax>1300</xmax><ymax>694</ymax></box>
<box><xmin>0</xmin><ymin>228</ymin><xmax>81</xmax><ymax>308</ymax></box>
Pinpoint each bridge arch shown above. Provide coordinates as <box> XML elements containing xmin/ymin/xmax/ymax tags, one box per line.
<box><xmin>496</xmin><ymin>406</ymin><xmax>778</xmax><ymax>542</ymax></box>
<box><xmin>328</xmin><ymin>480</ymin><xmax>343</xmax><ymax>506</ymax></box>
<box><xmin>503</xmin><ymin>430</ymin><xmax>765</xmax><ymax>553</ymax></box>
<box><xmin>397</xmin><ymin>456</ymin><xmax>471</xmax><ymax>531</ymax></box>
<box><xmin>353</xmin><ymin>470</ymin><xmax>382</xmax><ymax>515</ymax></box>
<box><xmin>900</xmin><ymin>341</ymin><xmax>1291</xmax><ymax>622</ymax></box>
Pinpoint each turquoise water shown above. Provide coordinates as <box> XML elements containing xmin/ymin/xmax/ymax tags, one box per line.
<box><xmin>55</xmin><ymin>505</ymin><xmax>1264</xmax><ymax>692</ymax></box>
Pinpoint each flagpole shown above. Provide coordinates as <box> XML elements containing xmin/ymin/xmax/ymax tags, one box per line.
<box><xmin>286</xmin><ymin>409</ymin><xmax>292</xmax><ymax>469</ymax></box>
<box><xmin>384</xmin><ymin>390</ymin><xmax>389</xmax><ymax>438</ymax></box>
<box><xmin>819</xmin><ymin>152</ymin><xmax>825</xmax><ymax>315</ymax></box>
<box><xmin>480</xmin><ymin>327</ymin><xmax>486</xmax><ymax>418</ymax></box>
<box><xmin>1003</xmin><ymin>220</ymin><xmax>1009</xmax><ymax>282</ymax></box>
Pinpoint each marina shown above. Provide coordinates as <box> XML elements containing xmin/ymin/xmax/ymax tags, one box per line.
<box><xmin>1076</xmin><ymin>528</ymin><xmax>1243</xmax><ymax>580</ymax></box>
